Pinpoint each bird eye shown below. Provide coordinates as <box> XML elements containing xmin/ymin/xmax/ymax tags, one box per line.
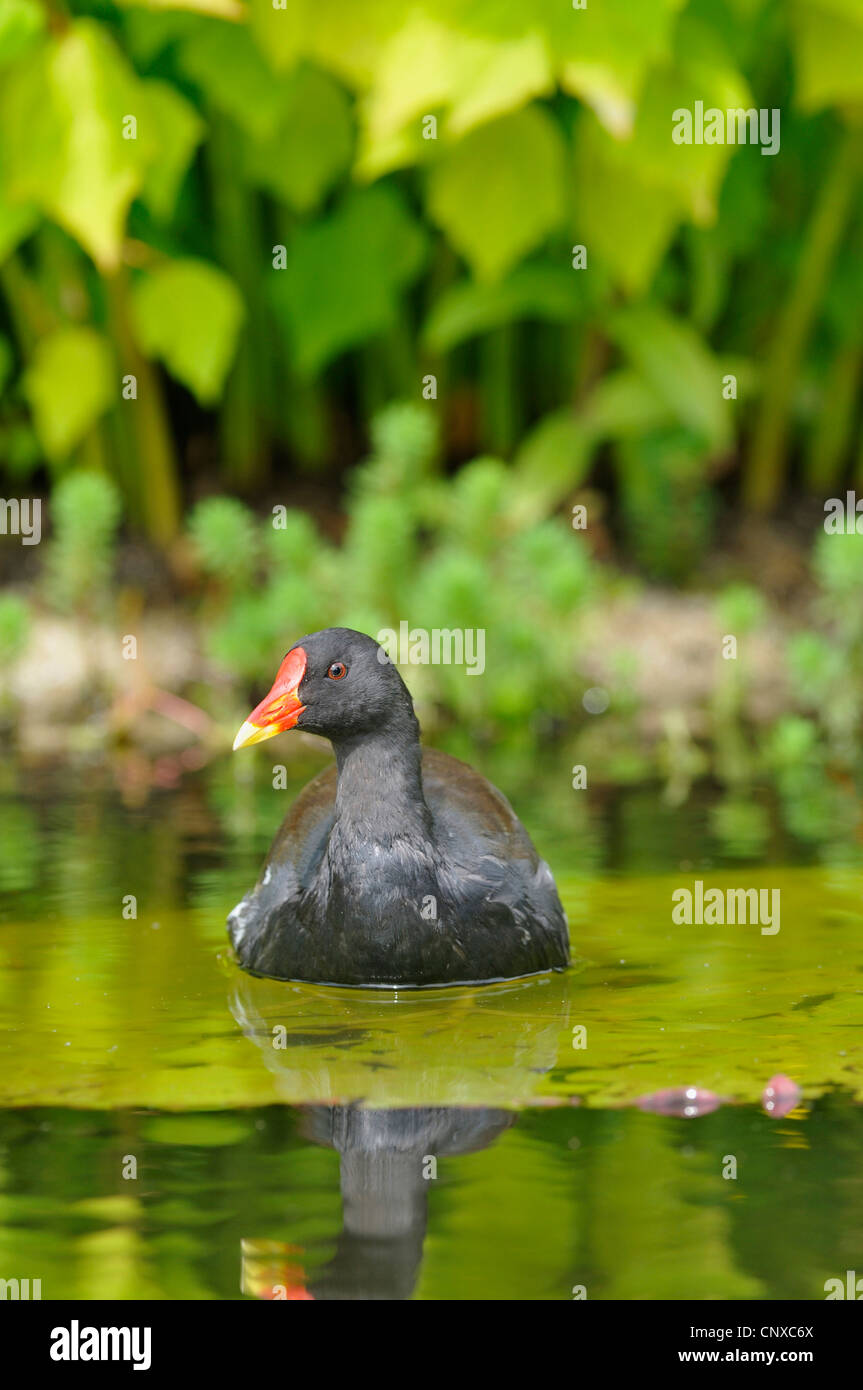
<box><xmin>327</xmin><ymin>661</ymin><xmax>347</xmax><ymax>681</ymax></box>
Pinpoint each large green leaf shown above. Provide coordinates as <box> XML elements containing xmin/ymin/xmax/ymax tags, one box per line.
<box><xmin>23</xmin><ymin>327</ymin><xmax>114</xmax><ymax>461</ymax></box>
<box><xmin>0</xmin><ymin>0</ymin><xmax>44</xmax><ymax>69</ymax></box>
<box><xmin>248</xmin><ymin>0</ymin><xmax>403</xmax><ymax>83</ymax></box>
<box><xmin>508</xmin><ymin>409</ymin><xmax>595</xmax><ymax>526</ymax></box>
<box><xmin>573</xmin><ymin>112</ymin><xmax>682</xmax><ymax>294</ymax></box>
<box><xmin>0</xmin><ymin>189</ymin><xmax>38</xmax><ymax>265</ymax></box>
<box><xmin>430</xmin><ymin>0</ymin><xmax>685</xmax><ymax>137</ymax></box>
<box><xmin>556</xmin><ymin>0</ymin><xmax>687</xmax><ymax>137</ymax></box>
<box><xmin>119</xmin><ymin>0</ymin><xmax>244</xmax><ymax>17</ymax></box>
<box><xmin>139</xmin><ymin>79</ymin><xmax>205</xmax><ymax>220</ymax></box>
<box><xmin>0</xmin><ymin>21</ymin><xmax>148</xmax><ymax>269</ymax></box>
<box><xmin>790</xmin><ymin>0</ymin><xmax>863</xmax><ymax>110</ymax></box>
<box><xmin>424</xmin><ymin>265</ymin><xmax>589</xmax><ymax>352</ymax></box>
<box><xmin>580</xmin><ymin>369</ymin><xmax>678</xmax><ymax>439</ymax></box>
<box><xmin>272</xmin><ymin>186</ymin><xmax>427</xmax><ymax>375</ymax></box>
<box><xmin>178</xmin><ymin>19</ymin><xmax>286</xmax><ymax>140</ymax></box>
<box><xmin>357</xmin><ymin>12</ymin><xmax>552</xmax><ymax>177</ymax></box>
<box><xmin>607</xmin><ymin>304</ymin><xmax>731</xmax><ymax>451</ymax></box>
<box><xmin>426</xmin><ymin>106</ymin><xmax>566</xmax><ymax>282</ymax></box>
<box><xmin>244</xmin><ymin>66</ymin><xmax>353</xmax><ymax>212</ymax></box>
<box><xmin>630</xmin><ymin>15</ymin><xmax>754</xmax><ymax>223</ymax></box>
<box><xmin>131</xmin><ymin>258</ymin><xmax>245</xmax><ymax>404</ymax></box>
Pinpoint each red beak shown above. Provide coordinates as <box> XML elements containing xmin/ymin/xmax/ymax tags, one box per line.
<box><xmin>232</xmin><ymin>647</ymin><xmax>307</xmax><ymax>750</ymax></box>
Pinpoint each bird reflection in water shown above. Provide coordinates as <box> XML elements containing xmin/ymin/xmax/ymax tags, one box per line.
<box><xmin>229</xmin><ymin>966</ymin><xmax>570</xmax><ymax>1300</ymax></box>
<box><xmin>242</xmin><ymin>1105</ymin><xmax>514</xmax><ymax>1300</ymax></box>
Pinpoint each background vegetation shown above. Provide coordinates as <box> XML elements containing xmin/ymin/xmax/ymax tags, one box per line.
<box><xmin>1</xmin><ymin>0</ymin><xmax>863</xmax><ymax>787</ymax></box>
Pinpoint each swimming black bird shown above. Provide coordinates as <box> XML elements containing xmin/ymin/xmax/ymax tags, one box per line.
<box><xmin>228</xmin><ymin>628</ymin><xmax>569</xmax><ymax>987</ymax></box>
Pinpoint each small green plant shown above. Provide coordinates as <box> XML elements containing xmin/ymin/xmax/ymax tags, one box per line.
<box><xmin>0</xmin><ymin>593</ymin><xmax>30</xmax><ymax>667</ymax></box>
<box><xmin>187</xmin><ymin>402</ymin><xmax>601</xmax><ymax>739</ymax></box>
<box><xmin>788</xmin><ymin>529</ymin><xmax>863</xmax><ymax>764</ymax></box>
<box><xmin>43</xmin><ymin>472</ymin><xmax>122</xmax><ymax>613</ymax></box>
<box><xmin>188</xmin><ymin>496</ymin><xmax>259</xmax><ymax>592</ymax></box>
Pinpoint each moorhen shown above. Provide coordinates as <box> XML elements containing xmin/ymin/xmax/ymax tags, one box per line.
<box><xmin>228</xmin><ymin>628</ymin><xmax>570</xmax><ymax>987</ymax></box>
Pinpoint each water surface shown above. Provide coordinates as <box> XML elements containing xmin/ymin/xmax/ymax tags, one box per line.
<box><xmin>0</xmin><ymin>754</ymin><xmax>860</xmax><ymax>1298</ymax></box>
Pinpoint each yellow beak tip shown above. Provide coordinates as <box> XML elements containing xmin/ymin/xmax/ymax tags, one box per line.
<box><xmin>232</xmin><ymin>720</ymin><xmax>264</xmax><ymax>751</ymax></box>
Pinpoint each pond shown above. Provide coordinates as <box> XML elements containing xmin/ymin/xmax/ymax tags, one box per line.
<box><xmin>0</xmin><ymin>750</ymin><xmax>860</xmax><ymax>1300</ymax></box>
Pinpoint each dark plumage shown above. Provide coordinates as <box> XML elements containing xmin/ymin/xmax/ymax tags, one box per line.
<box><xmin>228</xmin><ymin>628</ymin><xmax>569</xmax><ymax>987</ymax></box>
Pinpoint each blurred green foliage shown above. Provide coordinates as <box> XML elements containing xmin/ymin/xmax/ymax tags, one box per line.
<box><xmin>2</xmin><ymin>1</ymin><xmax>863</xmax><ymax>787</ymax></box>
<box><xmin>0</xmin><ymin>0</ymin><xmax>861</xmax><ymax>567</ymax></box>
<box><xmin>188</xmin><ymin>402</ymin><xmax>596</xmax><ymax>739</ymax></box>
<box><xmin>43</xmin><ymin>470</ymin><xmax>122</xmax><ymax>611</ymax></box>
<box><xmin>0</xmin><ymin>591</ymin><xmax>29</xmax><ymax>668</ymax></box>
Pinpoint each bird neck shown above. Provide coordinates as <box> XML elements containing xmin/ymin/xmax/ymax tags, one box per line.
<box><xmin>331</xmin><ymin>717</ymin><xmax>432</xmax><ymax>844</ymax></box>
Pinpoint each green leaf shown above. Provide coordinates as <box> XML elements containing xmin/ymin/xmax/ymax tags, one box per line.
<box><xmin>244</xmin><ymin>66</ymin><xmax>352</xmax><ymax>212</ymax></box>
<box><xmin>122</xmin><ymin>10</ymin><xmax>202</xmax><ymax>65</ymax></box>
<box><xmin>248</xmin><ymin>0</ymin><xmax>402</xmax><ymax>83</ymax></box>
<box><xmin>0</xmin><ymin>0</ymin><xmax>44</xmax><ymax>69</ymax></box>
<box><xmin>0</xmin><ymin>188</ymin><xmax>38</xmax><ymax>264</ymax></box>
<box><xmin>272</xmin><ymin>186</ymin><xmax>427</xmax><ymax>375</ymax></box>
<box><xmin>357</xmin><ymin>12</ymin><xmax>553</xmax><ymax>176</ymax></box>
<box><xmin>580</xmin><ymin>370</ymin><xmax>677</xmax><ymax>439</ymax></box>
<box><xmin>131</xmin><ymin>259</ymin><xmax>245</xmax><ymax>405</ymax></box>
<box><xmin>426</xmin><ymin>106</ymin><xmax>566</xmax><ymax>282</ymax></box>
<box><xmin>574</xmin><ymin>112</ymin><xmax>682</xmax><ymax>294</ymax></box>
<box><xmin>0</xmin><ymin>21</ymin><xmax>148</xmax><ymax>269</ymax></box>
<box><xmin>571</xmin><ymin>14</ymin><xmax>752</xmax><ymax>290</ymax></box>
<box><xmin>23</xmin><ymin>327</ymin><xmax>114</xmax><ymax>461</ymax></box>
<box><xmin>178</xmin><ymin>19</ymin><xmax>288</xmax><ymax>140</ymax></box>
<box><xmin>607</xmin><ymin>305</ymin><xmax>731</xmax><ymax>451</ymax></box>
<box><xmin>120</xmin><ymin>0</ymin><xmax>244</xmax><ymax>17</ymax></box>
<box><xmin>630</xmin><ymin>15</ymin><xmax>754</xmax><ymax>222</ymax></box>
<box><xmin>790</xmin><ymin>0</ymin><xmax>863</xmax><ymax>111</ymax></box>
<box><xmin>508</xmin><ymin>409</ymin><xmax>595</xmax><ymax>525</ymax></box>
<box><xmin>139</xmin><ymin>79</ymin><xmax>205</xmax><ymax>220</ymax></box>
<box><xmin>430</xmin><ymin>0</ymin><xmax>685</xmax><ymax>136</ymax></box>
<box><xmin>0</xmin><ymin>593</ymin><xmax>30</xmax><ymax>666</ymax></box>
<box><xmin>556</xmin><ymin>0</ymin><xmax>686</xmax><ymax>137</ymax></box>
<box><xmin>424</xmin><ymin>265</ymin><xmax>588</xmax><ymax>352</ymax></box>
<box><xmin>0</xmin><ymin>335</ymin><xmax>12</xmax><ymax>395</ymax></box>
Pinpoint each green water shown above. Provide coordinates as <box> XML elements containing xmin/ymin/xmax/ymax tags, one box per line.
<box><xmin>0</xmin><ymin>753</ymin><xmax>861</xmax><ymax>1299</ymax></box>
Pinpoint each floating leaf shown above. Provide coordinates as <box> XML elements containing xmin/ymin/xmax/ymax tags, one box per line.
<box><xmin>23</xmin><ymin>327</ymin><xmax>114</xmax><ymax>461</ymax></box>
<box><xmin>426</xmin><ymin>106</ymin><xmax>566</xmax><ymax>282</ymax></box>
<box><xmin>131</xmin><ymin>258</ymin><xmax>245</xmax><ymax>405</ymax></box>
